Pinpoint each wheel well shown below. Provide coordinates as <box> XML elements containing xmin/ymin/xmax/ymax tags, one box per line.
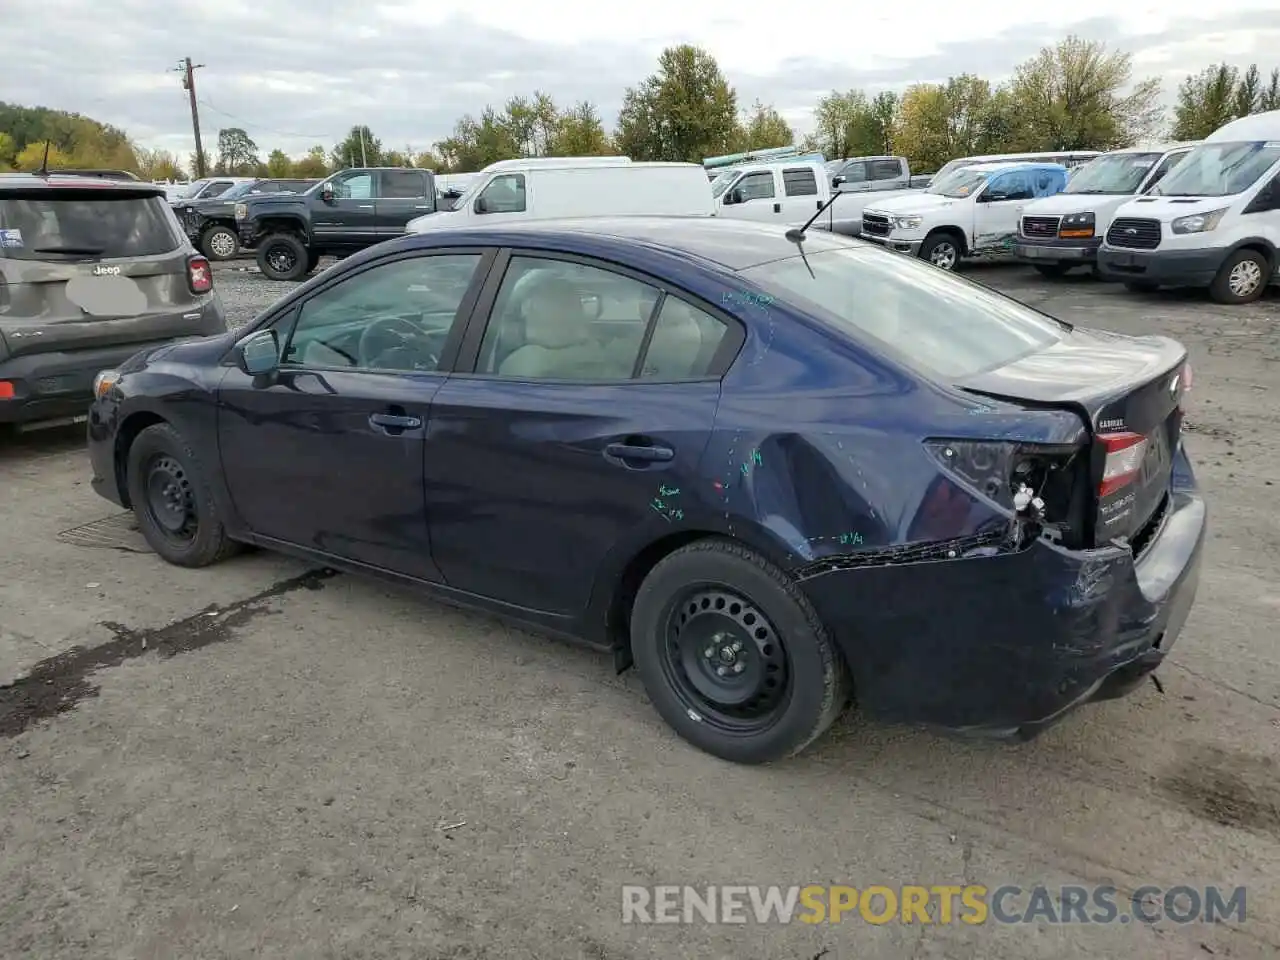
<box><xmin>256</xmin><ymin>218</ymin><xmax>307</xmax><ymax>242</ymax></box>
<box><xmin>926</xmin><ymin>226</ymin><xmax>967</xmax><ymax>255</ymax></box>
<box><xmin>113</xmin><ymin>411</ymin><xmax>166</xmax><ymax>508</ymax></box>
<box><xmin>606</xmin><ymin>530</ymin><xmax>718</xmax><ymax>665</ymax></box>
<box><xmin>1231</xmin><ymin>242</ymin><xmax>1276</xmax><ymax>269</ymax></box>
<box><xmin>202</xmin><ymin>219</ymin><xmax>236</xmax><ymax>233</ymax></box>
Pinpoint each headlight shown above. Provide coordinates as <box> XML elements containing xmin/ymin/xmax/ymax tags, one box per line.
<box><xmin>92</xmin><ymin>369</ymin><xmax>120</xmax><ymax>400</ymax></box>
<box><xmin>1058</xmin><ymin>212</ymin><xmax>1095</xmax><ymax>238</ymax></box>
<box><xmin>234</xmin><ymin>203</ymin><xmax>248</xmax><ymax>221</ymax></box>
<box><xmin>892</xmin><ymin>215</ymin><xmax>923</xmax><ymax>229</ymax></box>
<box><xmin>1171</xmin><ymin>208</ymin><xmax>1228</xmax><ymax>235</ymax></box>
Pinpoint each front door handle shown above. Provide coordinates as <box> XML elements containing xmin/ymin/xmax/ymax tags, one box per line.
<box><xmin>369</xmin><ymin>412</ymin><xmax>422</xmax><ymax>431</ymax></box>
<box><xmin>604</xmin><ymin>442</ymin><xmax>674</xmax><ymax>463</ymax></box>
<box><xmin>773</xmin><ymin>202</ymin><xmax>782</xmax><ymax>214</ymax></box>
<box><xmin>358</xmin><ymin>204</ymin><xmax>374</xmax><ymax>209</ymax></box>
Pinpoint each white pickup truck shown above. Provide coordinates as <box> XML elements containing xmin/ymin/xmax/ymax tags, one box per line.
<box><xmin>712</xmin><ymin>161</ymin><xmax>855</xmax><ymax>232</ymax></box>
<box><xmin>859</xmin><ymin>161</ymin><xmax>1070</xmax><ymax>270</ymax></box>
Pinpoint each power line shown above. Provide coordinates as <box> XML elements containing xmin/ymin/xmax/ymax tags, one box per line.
<box><xmin>195</xmin><ymin>97</ymin><xmax>335</xmax><ymax>142</ymax></box>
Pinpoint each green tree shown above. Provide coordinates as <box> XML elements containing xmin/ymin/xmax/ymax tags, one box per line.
<box><xmin>265</xmin><ymin>148</ymin><xmax>293</xmax><ymax>177</ymax></box>
<box><xmin>1006</xmin><ymin>36</ymin><xmax>1163</xmax><ymax>149</ymax></box>
<box><xmin>215</xmin><ymin>127</ymin><xmax>259</xmax><ymax>175</ymax></box>
<box><xmin>503</xmin><ymin>91</ymin><xmax>560</xmax><ymax>156</ymax></box>
<box><xmin>614</xmin><ymin>45</ymin><xmax>738</xmax><ymax>162</ymax></box>
<box><xmin>293</xmin><ymin>145</ymin><xmax>330</xmax><ymax>178</ymax></box>
<box><xmin>434</xmin><ymin>108</ymin><xmax>520</xmax><ymax>171</ymax></box>
<box><xmin>0</xmin><ymin>131</ymin><xmax>16</xmax><ymax>168</ymax></box>
<box><xmin>1262</xmin><ymin>68</ymin><xmax>1280</xmax><ymax>111</ymax></box>
<box><xmin>891</xmin><ymin>84</ymin><xmax>953</xmax><ymax>170</ymax></box>
<box><xmin>14</xmin><ymin>141</ymin><xmax>69</xmax><ymax>170</ymax></box>
<box><xmin>736</xmin><ymin>100</ymin><xmax>793</xmax><ymax>152</ymax></box>
<box><xmin>414</xmin><ymin>149</ymin><xmax>445</xmax><ymax>171</ymax></box>
<box><xmin>867</xmin><ymin>92</ymin><xmax>899</xmax><ymax>155</ymax></box>
<box><xmin>331</xmin><ymin>126</ymin><xmax>382</xmax><ymax>169</ymax></box>
<box><xmin>1172</xmin><ymin>63</ymin><xmax>1280</xmax><ymax>140</ymax></box>
<box><xmin>548</xmin><ymin>101</ymin><xmax>612</xmax><ymax>156</ymax></box>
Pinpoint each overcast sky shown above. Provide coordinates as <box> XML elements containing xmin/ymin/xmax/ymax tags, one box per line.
<box><xmin>3</xmin><ymin>0</ymin><xmax>1280</xmax><ymax>161</ymax></box>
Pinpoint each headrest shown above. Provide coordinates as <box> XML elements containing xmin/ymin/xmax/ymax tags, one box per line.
<box><xmin>521</xmin><ymin>277</ymin><xmax>591</xmax><ymax>350</ymax></box>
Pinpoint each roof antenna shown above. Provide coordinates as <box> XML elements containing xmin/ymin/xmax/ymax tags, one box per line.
<box><xmin>37</xmin><ymin>140</ymin><xmax>52</xmax><ymax>177</ymax></box>
<box><xmin>785</xmin><ymin>189</ymin><xmax>841</xmax><ymax>244</ymax></box>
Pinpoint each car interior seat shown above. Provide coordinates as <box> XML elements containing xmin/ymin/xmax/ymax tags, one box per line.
<box><xmin>641</xmin><ymin>298</ymin><xmax>704</xmax><ymax>379</ymax></box>
<box><xmin>498</xmin><ymin>277</ymin><xmax>608</xmax><ymax>378</ymax></box>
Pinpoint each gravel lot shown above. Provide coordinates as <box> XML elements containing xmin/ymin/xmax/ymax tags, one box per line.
<box><xmin>1</xmin><ymin>259</ymin><xmax>1279</xmax><ymax>959</ymax></box>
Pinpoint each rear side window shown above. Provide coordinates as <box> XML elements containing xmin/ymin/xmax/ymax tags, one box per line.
<box><xmin>868</xmin><ymin>159</ymin><xmax>903</xmax><ymax>181</ymax></box>
<box><xmin>0</xmin><ymin>192</ymin><xmax>181</xmax><ymax>260</ymax></box>
<box><xmin>382</xmin><ymin>170</ymin><xmax>428</xmax><ymax>199</ymax></box>
<box><xmin>782</xmin><ymin>167</ymin><xmax>818</xmax><ymax>196</ymax></box>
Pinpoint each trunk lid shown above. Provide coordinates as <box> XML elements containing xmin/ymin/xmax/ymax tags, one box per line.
<box><xmin>0</xmin><ymin>187</ymin><xmax>205</xmax><ymax>358</ymax></box>
<box><xmin>955</xmin><ymin>326</ymin><xmax>1187</xmax><ymax>545</ymax></box>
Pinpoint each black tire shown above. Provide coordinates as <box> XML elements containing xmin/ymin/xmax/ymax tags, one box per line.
<box><xmin>257</xmin><ymin>232</ymin><xmax>310</xmax><ymax>281</ymax></box>
<box><xmin>126</xmin><ymin>423</ymin><xmax>238</xmax><ymax>568</ymax></box>
<box><xmin>630</xmin><ymin>538</ymin><xmax>850</xmax><ymax>764</ymax></box>
<box><xmin>1123</xmin><ymin>280</ymin><xmax>1160</xmax><ymax>293</ymax></box>
<box><xmin>1033</xmin><ymin>263</ymin><xmax>1073</xmax><ymax>278</ymax></box>
<box><xmin>199</xmin><ymin>224</ymin><xmax>239</xmax><ymax>261</ymax></box>
<box><xmin>1209</xmin><ymin>248</ymin><xmax>1269</xmax><ymax>305</ymax></box>
<box><xmin>919</xmin><ymin>231</ymin><xmax>963</xmax><ymax>271</ymax></box>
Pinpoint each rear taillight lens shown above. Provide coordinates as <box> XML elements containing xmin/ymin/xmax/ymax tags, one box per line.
<box><xmin>188</xmin><ymin>255</ymin><xmax>212</xmax><ymax>295</ymax></box>
<box><xmin>1098</xmin><ymin>432</ymin><xmax>1147</xmax><ymax>497</ymax></box>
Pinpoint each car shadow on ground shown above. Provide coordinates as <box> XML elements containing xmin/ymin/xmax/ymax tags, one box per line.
<box><xmin>0</xmin><ymin>422</ymin><xmax>87</xmax><ymax>463</ymax></box>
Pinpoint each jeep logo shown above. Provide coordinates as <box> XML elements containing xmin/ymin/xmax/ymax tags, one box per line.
<box><xmin>93</xmin><ymin>265</ymin><xmax>121</xmax><ymax>276</ymax></box>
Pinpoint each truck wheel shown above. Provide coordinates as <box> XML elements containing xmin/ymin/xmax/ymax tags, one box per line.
<box><xmin>629</xmin><ymin>538</ymin><xmax>851</xmax><ymax>764</ymax></box>
<box><xmin>1209</xmin><ymin>249</ymin><xmax>1269</xmax><ymax>305</ymax></box>
<box><xmin>200</xmin><ymin>224</ymin><xmax>239</xmax><ymax>261</ymax></box>
<box><xmin>1123</xmin><ymin>280</ymin><xmax>1160</xmax><ymax>294</ymax></box>
<box><xmin>920</xmin><ymin>231</ymin><xmax>962</xmax><ymax>271</ymax></box>
<box><xmin>1033</xmin><ymin>263</ymin><xmax>1073</xmax><ymax>279</ymax></box>
<box><xmin>257</xmin><ymin>233</ymin><xmax>310</xmax><ymax>282</ymax></box>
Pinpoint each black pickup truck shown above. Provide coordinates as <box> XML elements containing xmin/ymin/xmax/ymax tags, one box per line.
<box><xmin>234</xmin><ymin>167</ymin><xmax>437</xmax><ymax>281</ymax></box>
<box><xmin>174</xmin><ymin>178</ymin><xmax>317</xmax><ymax>261</ymax></box>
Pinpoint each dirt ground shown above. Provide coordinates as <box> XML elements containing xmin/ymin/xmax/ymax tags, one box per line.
<box><xmin>1</xmin><ymin>264</ymin><xmax>1278</xmax><ymax>959</ymax></box>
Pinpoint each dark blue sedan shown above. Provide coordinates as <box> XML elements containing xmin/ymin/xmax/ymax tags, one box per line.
<box><xmin>86</xmin><ymin>217</ymin><xmax>1205</xmax><ymax>763</ymax></box>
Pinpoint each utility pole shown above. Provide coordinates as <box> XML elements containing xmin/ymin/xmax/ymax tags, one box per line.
<box><xmin>173</xmin><ymin>58</ymin><xmax>207</xmax><ymax>178</ymax></box>
<box><xmin>358</xmin><ymin>127</ymin><xmax>368</xmax><ymax>167</ymax></box>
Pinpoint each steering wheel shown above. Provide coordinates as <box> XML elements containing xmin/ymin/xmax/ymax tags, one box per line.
<box><xmin>357</xmin><ymin>315</ymin><xmax>438</xmax><ymax>370</ymax></box>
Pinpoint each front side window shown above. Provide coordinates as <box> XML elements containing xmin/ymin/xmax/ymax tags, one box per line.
<box><xmin>0</xmin><ymin>191</ymin><xmax>181</xmax><ymax>260</ymax></box>
<box><xmin>1142</xmin><ymin>151</ymin><xmax>1187</xmax><ymax>191</ymax></box>
<box><xmin>1152</xmin><ymin>141</ymin><xmax>1280</xmax><ymax>197</ymax></box>
<box><xmin>476</xmin><ymin>256</ymin><xmax>660</xmax><ymax>380</ymax></box>
<box><xmin>331</xmin><ymin>172</ymin><xmax>373</xmax><ymax>200</ymax></box>
<box><xmin>281</xmin><ymin>253</ymin><xmax>482</xmax><ymax>371</ymax></box>
<box><xmin>477</xmin><ymin>174</ymin><xmax>526</xmax><ymax>213</ymax></box>
<box><xmin>985</xmin><ymin>171</ymin><xmax>1033</xmax><ymax>201</ymax></box>
<box><xmin>838</xmin><ymin>162</ymin><xmax>868</xmax><ymax>183</ymax></box>
<box><xmin>736</xmin><ymin>171</ymin><xmax>775</xmax><ymax>201</ymax></box>
<box><xmin>741</xmin><ymin>243</ymin><xmax>1066</xmax><ymax>380</ymax></box>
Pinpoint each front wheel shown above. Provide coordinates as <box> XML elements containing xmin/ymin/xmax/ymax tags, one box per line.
<box><xmin>1209</xmin><ymin>249</ymin><xmax>1269</xmax><ymax>305</ymax></box>
<box><xmin>919</xmin><ymin>232</ymin><xmax>962</xmax><ymax>271</ymax></box>
<box><xmin>200</xmin><ymin>224</ymin><xmax>239</xmax><ymax>261</ymax></box>
<box><xmin>126</xmin><ymin>423</ymin><xmax>239</xmax><ymax>568</ymax></box>
<box><xmin>257</xmin><ymin>233</ymin><xmax>310</xmax><ymax>282</ymax></box>
<box><xmin>630</xmin><ymin>539</ymin><xmax>850</xmax><ymax>764</ymax></box>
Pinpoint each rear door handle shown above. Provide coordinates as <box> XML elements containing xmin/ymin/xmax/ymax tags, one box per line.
<box><xmin>604</xmin><ymin>442</ymin><xmax>674</xmax><ymax>463</ymax></box>
<box><xmin>369</xmin><ymin>412</ymin><xmax>422</xmax><ymax>431</ymax></box>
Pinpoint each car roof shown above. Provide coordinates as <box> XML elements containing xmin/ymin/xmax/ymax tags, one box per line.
<box><xmin>394</xmin><ymin>216</ymin><xmax>852</xmax><ymax>271</ymax></box>
<box><xmin>0</xmin><ymin>173</ymin><xmax>166</xmax><ymax>195</ymax></box>
<box><xmin>961</xmin><ymin>161</ymin><xmax>1067</xmax><ymax>174</ymax></box>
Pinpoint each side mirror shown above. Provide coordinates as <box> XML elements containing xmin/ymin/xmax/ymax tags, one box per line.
<box><xmin>727</xmin><ymin>188</ymin><xmax>744</xmax><ymax>205</ymax></box>
<box><xmin>474</xmin><ymin>197</ymin><xmax>488</xmax><ymax>214</ymax></box>
<box><xmin>832</xmin><ymin>176</ymin><xmax>846</xmax><ymax>187</ymax></box>
<box><xmin>321</xmin><ymin>182</ymin><xmax>335</xmax><ymax>202</ymax></box>
<box><xmin>237</xmin><ymin>329</ymin><xmax>279</xmax><ymax>377</ymax></box>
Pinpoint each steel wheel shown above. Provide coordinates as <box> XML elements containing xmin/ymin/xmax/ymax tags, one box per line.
<box><xmin>208</xmin><ymin>230</ymin><xmax>237</xmax><ymax>259</ymax></box>
<box><xmin>660</xmin><ymin>587</ymin><xmax>791</xmax><ymax>734</ymax></box>
<box><xmin>143</xmin><ymin>454</ymin><xmax>197</xmax><ymax>544</ymax></box>
<box><xmin>928</xmin><ymin>241</ymin><xmax>958</xmax><ymax>270</ymax></box>
<box><xmin>265</xmin><ymin>243</ymin><xmax>297</xmax><ymax>275</ymax></box>
<box><xmin>1228</xmin><ymin>258</ymin><xmax>1263</xmax><ymax>299</ymax></box>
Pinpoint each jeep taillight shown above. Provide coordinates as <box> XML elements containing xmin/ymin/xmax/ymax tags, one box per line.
<box><xmin>188</xmin><ymin>255</ymin><xmax>212</xmax><ymax>294</ymax></box>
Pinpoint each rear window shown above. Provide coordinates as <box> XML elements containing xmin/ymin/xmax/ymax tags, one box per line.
<box><xmin>740</xmin><ymin>245</ymin><xmax>1066</xmax><ymax>379</ymax></box>
<box><xmin>0</xmin><ymin>191</ymin><xmax>181</xmax><ymax>260</ymax></box>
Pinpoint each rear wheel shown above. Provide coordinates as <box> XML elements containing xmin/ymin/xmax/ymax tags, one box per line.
<box><xmin>1123</xmin><ymin>280</ymin><xmax>1160</xmax><ymax>293</ymax></box>
<box><xmin>257</xmin><ymin>233</ymin><xmax>310</xmax><ymax>281</ymax></box>
<box><xmin>1033</xmin><ymin>263</ymin><xmax>1073</xmax><ymax>278</ymax></box>
<box><xmin>1209</xmin><ymin>249</ymin><xmax>1269</xmax><ymax>305</ymax></box>
<box><xmin>200</xmin><ymin>224</ymin><xmax>239</xmax><ymax>261</ymax></box>
<box><xmin>919</xmin><ymin>231</ymin><xmax>962</xmax><ymax>271</ymax></box>
<box><xmin>630</xmin><ymin>538</ymin><xmax>850</xmax><ymax>764</ymax></box>
<box><xmin>126</xmin><ymin>423</ymin><xmax>238</xmax><ymax>568</ymax></box>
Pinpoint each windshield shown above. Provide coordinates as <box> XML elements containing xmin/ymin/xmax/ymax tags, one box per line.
<box><xmin>927</xmin><ymin>168</ymin><xmax>988</xmax><ymax>198</ymax></box>
<box><xmin>220</xmin><ymin>182</ymin><xmax>261</xmax><ymax>200</ymax></box>
<box><xmin>739</xmin><ymin>245</ymin><xmax>1065</xmax><ymax>379</ymax></box>
<box><xmin>0</xmin><ymin>192</ymin><xmax>181</xmax><ymax>260</ymax></box>
<box><xmin>175</xmin><ymin>179</ymin><xmax>208</xmax><ymax>199</ymax></box>
<box><xmin>1065</xmin><ymin>153</ymin><xmax>1162</xmax><ymax>194</ymax></box>
<box><xmin>711</xmin><ymin>172</ymin><xmax>737</xmax><ymax>198</ymax></box>
<box><xmin>1151</xmin><ymin>141</ymin><xmax>1280</xmax><ymax>197</ymax></box>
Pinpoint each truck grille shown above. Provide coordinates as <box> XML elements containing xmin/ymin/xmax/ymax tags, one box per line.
<box><xmin>862</xmin><ymin>213</ymin><xmax>891</xmax><ymax>237</ymax></box>
<box><xmin>1021</xmin><ymin>216</ymin><xmax>1060</xmax><ymax>238</ymax></box>
<box><xmin>1106</xmin><ymin>217</ymin><xmax>1162</xmax><ymax>250</ymax></box>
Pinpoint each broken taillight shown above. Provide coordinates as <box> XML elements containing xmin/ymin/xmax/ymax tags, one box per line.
<box><xmin>187</xmin><ymin>255</ymin><xmax>213</xmax><ymax>295</ymax></box>
<box><xmin>1097</xmin><ymin>432</ymin><xmax>1147</xmax><ymax>498</ymax></box>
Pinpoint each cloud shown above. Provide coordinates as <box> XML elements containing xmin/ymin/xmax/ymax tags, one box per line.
<box><xmin>2</xmin><ymin>0</ymin><xmax>1279</xmax><ymax>162</ymax></box>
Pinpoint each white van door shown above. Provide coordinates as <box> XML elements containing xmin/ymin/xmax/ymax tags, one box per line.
<box><xmin>720</xmin><ymin>169</ymin><xmax>781</xmax><ymax>222</ymax></box>
<box><xmin>468</xmin><ymin>172</ymin><xmax>530</xmax><ymax>224</ymax></box>
<box><xmin>778</xmin><ymin>166</ymin><xmax>826</xmax><ymax>220</ymax></box>
<box><xmin>973</xmin><ymin>169</ymin><xmax>1033</xmax><ymax>249</ymax></box>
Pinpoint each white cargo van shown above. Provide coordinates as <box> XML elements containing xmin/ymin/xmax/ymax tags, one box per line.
<box><xmin>1014</xmin><ymin>143</ymin><xmax>1196</xmax><ymax>277</ymax></box>
<box><xmin>1098</xmin><ymin>111</ymin><xmax>1280</xmax><ymax>304</ymax></box>
<box><xmin>407</xmin><ymin>157</ymin><xmax>712</xmax><ymax>231</ymax></box>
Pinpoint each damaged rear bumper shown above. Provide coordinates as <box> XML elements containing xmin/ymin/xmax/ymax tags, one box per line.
<box><xmin>799</xmin><ymin>446</ymin><xmax>1206</xmax><ymax>738</ymax></box>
